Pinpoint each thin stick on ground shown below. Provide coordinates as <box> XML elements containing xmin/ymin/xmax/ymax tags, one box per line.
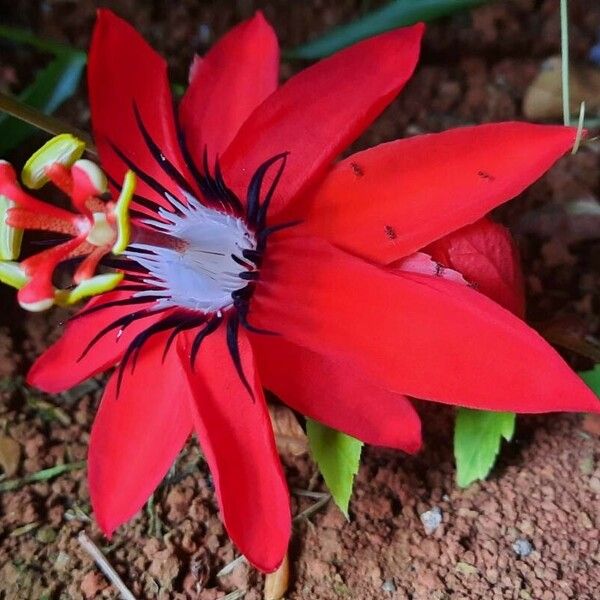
<box><xmin>293</xmin><ymin>493</ymin><xmax>331</xmax><ymax>523</ymax></box>
<box><xmin>571</xmin><ymin>101</ymin><xmax>586</xmax><ymax>155</ymax></box>
<box><xmin>292</xmin><ymin>488</ymin><xmax>331</xmax><ymax>500</ymax></box>
<box><xmin>77</xmin><ymin>532</ymin><xmax>137</xmax><ymax>600</ymax></box>
<box><xmin>216</xmin><ymin>554</ymin><xmax>246</xmax><ymax>578</ymax></box>
<box><xmin>222</xmin><ymin>591</ymin><xmax>245</xmax><ymax>600</ymax></box>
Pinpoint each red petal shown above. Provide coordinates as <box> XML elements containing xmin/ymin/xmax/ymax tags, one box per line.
<box><xmin>250</xmin><ymin>334</ymin><xmax>421</xmax><ymax>453</ymax></box>
<box><xmin>221</xmin><ymin>23</ymin><xmax>424</xmax><ymax>217</ymax></box>
<box><xmin>305</xmin><ymin>123</ymin><xmax>577</xmax><ymax>263</ymax></box>
<box><xmin>425</xmin><ymin>218</ymin><xmax>525</xmax><ymax>317</ymax></box>
<box><xmin>27</xmin><ymin>291</ymin><xmax>166</xmax><ymax>393</ymax></box>
<box><xmin>179</xmin><ymin>12</ymin><xmax>279</xmax><ymax>164</ymax></box>
<box><xmin>250</xmin><ymin>235</ymin><xmax>600</xmax><ymax>414</ymax></box>
<box><xmin>177</xmin><ymin>323</ymin><xmax>290</xmax><ymax>572</ymax></box>
<box><xmin>88</xmin><ymin>10</ymin><xmax>192</xmax><ymax>210</ymax></box>
<box><xmin>89</xmin><ymin>335</ymin><xmax>192</xmax><ymax>535</ymax></box>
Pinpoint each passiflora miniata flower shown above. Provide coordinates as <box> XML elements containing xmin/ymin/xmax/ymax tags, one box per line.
<box><xmin>0</xmin><ymin>10</ymin><xmax>598</xmax><ymax>572</ymax></box>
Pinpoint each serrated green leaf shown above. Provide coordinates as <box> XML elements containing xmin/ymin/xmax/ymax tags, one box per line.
<box><xmin>580</xmin><ymin>364</ymin><xmax>600</xmax><ymax>395</ymax></box>
<box><xmin>0</xmin><ymin>52</ymin><xmax>86</xmax><ymax>154</ymax></box>
<box><xmin>286</xmin><ymin>0</ymin><xmax>492</xmax><ymax>60</ymax></box>
<box><xmin>454</xmin><ymin>408</ymin><xmax>515</xmax><ymax>488</ymax></box>
<box><xmin>306</xmin><ymin>419</ymin><xmax>363</xmax><ymax>517</ymax></box>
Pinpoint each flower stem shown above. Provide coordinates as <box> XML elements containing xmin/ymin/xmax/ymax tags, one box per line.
<box><xmin>0</xmin><ymin>91</ymin><xmax>97</xmax><ymax>156</ymax></box>
<box><xmin>560</xmin><ymin>0</ymin><xmax>570</xmax><ymax>126</ymax></box>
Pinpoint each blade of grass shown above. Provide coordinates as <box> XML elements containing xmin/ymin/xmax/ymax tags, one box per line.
<box><xmin>10</xmin><ymin>521</ymin><xmax>40</xmax><ymax>537</ymax></box>
<box><xmin>0</xmin><ymin>25</ymin><xmax>83</xmax><ymax>56</ymax></box>
<box><xmin>0</xmin><ymin>460</ymin><xmax>85</xmax><ymax>492</ymax></box>
<box><xmin>286</xmin><ymin>0</ymin><xmax>492</xmax><ymax>60</ymax></box>
<box><xmin>560</xmin><ymin>0</ymin><xmax>570</xmax><ymax>126</ymax></box>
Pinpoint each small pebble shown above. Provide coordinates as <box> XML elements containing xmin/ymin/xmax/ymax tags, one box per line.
<box><xmin>513</xmin><ymin>538</ymin><xmax>533</xmax><ymax>557</ymax></box>
<box><xmin>420</xmin><ymin>506</ymin><xmax>443</xmax><ymax>535</ymax></box>
<box><xmin>590</xmin><ymin>40</ymin><xmax>600</xmax><ymax>66</ymax></box>
<box><xmin>455</xmin><ymin>561</ymin><xmax>478</xmax><ymax>575</ymax></box>
<box><xmin>196</xmin><ymin>23</ymin><xmax>212</xmax><ymax>45</ymax></box>
<box><xmin>54</xmin><ymin>551</ymin><xmax>70</xmax><ymax>571</ymax></box>
<box><xmin>382</xmin><ymin>579</ymin><xmax>396</xmax><ymax>593</ymax></box>
<box><xmin>36</xmin><ymin>525</ymin><xmax>57</xmax><ymax>544</ymax></box>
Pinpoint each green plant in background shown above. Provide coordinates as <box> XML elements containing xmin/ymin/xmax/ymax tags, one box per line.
<box><xmin>286</xmin><ymin>0</ymin><xmax>492</xmax><ymax>60</ymax></box>
<box><xmin>0</xmin><ymin>26</ymin><xmax>86</xmax><ymax>154</ymax></box>
<box><xmin>581</xmin><ymin>365</ymin><xmax>600</xmax><ymax>396</ymax></box>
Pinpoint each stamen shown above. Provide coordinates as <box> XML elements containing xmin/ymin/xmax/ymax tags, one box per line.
<box><xmin>55</xmin><ymin>272</ymin><xmax>124</xmax><ymax>307</ymax></box>
<box><xmin>0</xmin><ymin>194</ymin><xmax>23</xmax><ymax>260</ymax></box>
<box><xmin>0</xmin><ymin>136</ymin><xmax>138</xmax><ymax>311</ymax></box>
<box><xmin>0</xmin><ymin>261</ymin><xmax>27</xmax><ymax>290</ymax></box>
<box><xmin>21</xmin><ymin>134</ymin><xmax>85</xmax><ymax>190</ymax></box>
<box><xmin>0</xmin><ymin>131</ymin><xmax>292</xmax><ymax>399</ymax></box>
<box><xmin>112</xmin><ymin>170</ymin><xmax>136</xmax><ymax>254</ymax></box>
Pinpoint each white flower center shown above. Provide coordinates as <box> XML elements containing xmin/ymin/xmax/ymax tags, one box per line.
<box><xmin>126</xmin><ymin>193</ymin><xmax>256</xmax><ymax>313</ymax></box>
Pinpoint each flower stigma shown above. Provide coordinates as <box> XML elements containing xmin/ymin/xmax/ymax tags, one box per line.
<box><xmin>0</xmin><ymin>131</ymin><xmax>293</xmax><ymax>393</ymax></box>
<box><xmin>0</xmin><ymin>134</ymin><xmax>130</xmax><ymax>311</ymax></box>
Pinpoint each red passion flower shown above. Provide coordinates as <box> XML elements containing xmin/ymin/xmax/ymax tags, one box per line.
<box><xmin>0</xmin><ymin>10</ymin><xmax>598</xmax><ymax>572</ymax></box>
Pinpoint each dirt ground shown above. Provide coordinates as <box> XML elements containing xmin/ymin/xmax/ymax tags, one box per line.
<box><xmin>0</xmin><ymin>0</ymin><xmax>599</xmax><ymax>598</ymax></box>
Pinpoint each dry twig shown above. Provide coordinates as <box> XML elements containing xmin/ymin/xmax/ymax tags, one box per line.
<box><xmin>77</xmin><ymin>532</ymin><xmax>137</xmax><ymax>600</ymax></box>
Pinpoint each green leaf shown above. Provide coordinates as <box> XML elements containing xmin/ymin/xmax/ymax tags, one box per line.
<box><xmin>0</xmin><ymin>52</ymin><xmax>86</xmax><ymax>154</ymax></box>
<box><xmin>306</xmin><ymin>419</ymin><xmax>363</xmax><ymax>517</ymax></box>
<box><xmin>454</xmin><ymin>408</ymin><xmax>515</xmax><ymax>488</ymax></box>
<box><xmin>581</xmin><ymin>364</ymin><xmax>600</xmax><ymax>395</ymax></box>
<box><xmin>0</xmin><ymin>25</ymin><xmax>79</xmax><ymax>55</ymax></box>
<box><xmin>286</xmin><ymin>0</ymin><xmax>492</xmax><ymax>60</ymax></box>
